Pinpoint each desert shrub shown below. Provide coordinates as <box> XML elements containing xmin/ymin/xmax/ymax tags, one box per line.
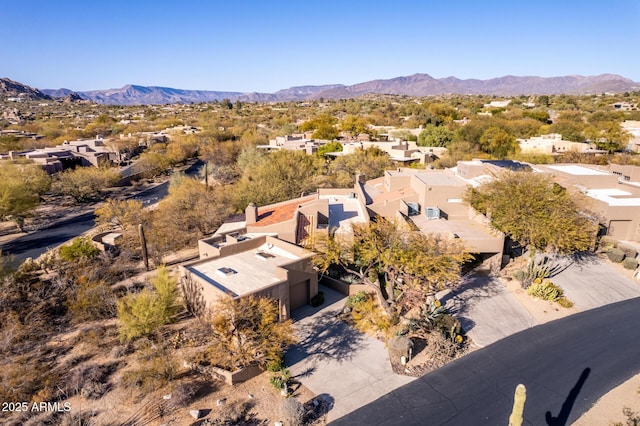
<box><xmin>515</xmin><ymin>254</ymin><xmax>561</xmax><ymax>289</ymax></box>
<box><xmin>269</xmin><ymin>368</ymin><xmax>291</xmax><ymax>392</ymax></box>
<box><xmin>623</xmin><ymin>257</ymin><xmax>639</xmax><ymax>270</ymax></box>
<box><xmin>527</xmin><ymin>280</ymin><xmax>564</xmax><ymax>302</ymax></box>
<box><xmin>201</xmin><ymin>296</ymin><xmax>296</xmax><ymax>371</ymax></box>
<box><xmin>557</xmin><ymin>297</ymin><xmax>574</xmax><ymax>308</ymax></box>
<box><xmin>279</xmin><ymin>397</ymin><xmax>305</xmax><ymax>426</ymax></box>
<box><xmin>0</xmin><ymin>356</ymin><xmax>58</xmax><ymax>402</ymax></box>
<box><xmin>57</xmin><ymin>411</ymin><xmax>98</xmax><ymax>426</ymax></box>
<box><xmin>265</xmin><ymin>356</ymin><xmax>285</xmax><ymax>373</ymax></box>
<box><xmin>618</xmin><ymin>244</ymin><xmax>638</xmax><ymax>259</ymax></box>
<box><xmin>203</xmin><ymin>401</ymin><xmax>253</xmax><ymax>426</ymax></box>
<box><xmin>109</xmin><ymin>343</ymin><xmax>131</xmax><ymax>359</ymax></box>
<box><xmin>607</xmin><ymin>248</ymin><xmax>626</xmax><ymax>263</ymax></box>
<box><xmin>168</xmin><ymin>381</ymin><xmax>202</xmax><ymax>408</ymax></box>
<box><xmin>66</xmin><ymin>277</ymin><xmax>116</xmax><ymax>323</ymax></box>
<box><xmin>346</xmin><ymin>291</ymin><xmax>369</xmax><ymax>308</ymax></box>
<box><xmin>117</xmin><ymin>266</ymin><xmax>180</xmax><ymax>341</ymax></box>
<box><xmin>59</xmin><ymin>237</ymin><xmax>99</xmax><ymax>261</ymax></box>
<box><xmin>310</xmin><ymin>291</ymin><xmax>325</xmax><ymax>307</ymax></box>
<box><xmin>612</xmin><ymin>406</ymin><xmax>640</xmax><ymax>426</ymax></box>
<box><xmin>62</xmin><ymin>363</ymin><xmax>114</xmax><ymax>399</ymax></box>
<box><xmin>121</xmin><ymin>343</ymin><xmax>179</xmax><ymax>392</ymax></box>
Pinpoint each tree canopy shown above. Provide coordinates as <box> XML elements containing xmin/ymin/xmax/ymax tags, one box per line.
<box><xmin>417</xmin><ymin>124</ymin><xmax>453</xmax><ymax>147</ymax></box>
<box><xmin>465</xmin><ymin>171</ymin><xmax>598</xmax><ymax>253</ymax></box>
<box><xmin>313</xmin><ymin>219</ymin><xmax>470</xmax><ymax>313</ymax></box>
<box><xmin>0</xmin><ymin>162</ymin><xmax>50</xmax><ymax>229</ymax></box>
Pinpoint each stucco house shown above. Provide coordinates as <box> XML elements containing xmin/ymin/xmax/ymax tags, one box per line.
<box><xmin>179</xmin><ymin>235</ymin><xmax>318</xmax><ymax>320</ymax></box>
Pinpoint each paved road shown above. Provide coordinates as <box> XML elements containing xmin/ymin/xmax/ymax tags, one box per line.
<box><xmin>331</xmin><ymin>296</ymin><xmax>640</xmax><ymax>426</ymax></box>
<box><xmin>0</xmin><ymin>160</ymin><xmax>204</xmax><ymax>264</ymax></box>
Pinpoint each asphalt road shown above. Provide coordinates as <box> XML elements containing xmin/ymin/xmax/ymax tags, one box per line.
<box><xmin>0</xmin><ymin>160</ymin><xmax>203</xmax><ymax>264</ymax></box>
<box><xmin>331</xmin><ymin>296</ymin><xmax>640</xmax><ymax>426</ymax></box>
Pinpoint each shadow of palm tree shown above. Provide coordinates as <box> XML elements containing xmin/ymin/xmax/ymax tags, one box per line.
<box><xmin>286</xmin><ymin>309</ymin><xmax>367</xmax><ymax>366</ymax></box>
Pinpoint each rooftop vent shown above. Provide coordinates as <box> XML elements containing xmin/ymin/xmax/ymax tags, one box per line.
<box><xmin>216</xmin><ymin>267</ymin><xmax>237</xmax><ymax>277</ymax></box>
<box><xmin>256</xmin><ymin>251</ymin><xmax>276</xmax><ymax>260</ymax></box>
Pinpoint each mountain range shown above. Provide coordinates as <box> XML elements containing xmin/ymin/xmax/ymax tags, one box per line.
<box><xmin>2</xmin><ymin>74</ymin><xmax>638</xmax><ymax>105</ymax></box>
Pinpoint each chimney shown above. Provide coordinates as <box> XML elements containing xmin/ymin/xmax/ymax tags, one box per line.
<box><xmin>245</xmin><ymin>202</ymin><xmax>258</xmax><ymax>224</ymax></box>
<box><xmin>356</xmin><ymin>173</ymin><xmax>366</xmax><ymax>184</ymax></box>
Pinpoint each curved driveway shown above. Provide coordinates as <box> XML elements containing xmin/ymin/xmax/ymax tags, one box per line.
<box><xmin>331</xmin><ymin>296</ymin><xmax>640</xmax><ymax>426</ymax></box>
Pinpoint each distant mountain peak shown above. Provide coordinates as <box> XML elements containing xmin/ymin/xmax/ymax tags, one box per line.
<box><xmin>0</xmin><ymin>77</ymin><xmax>51</xmax><ymax>100</ymax></box>
<box><xmin>23</xmin><ymin>72</ymin><xmax>640</xmax><ymax>105</ymax></box>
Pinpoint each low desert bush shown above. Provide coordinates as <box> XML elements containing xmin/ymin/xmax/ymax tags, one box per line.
<box><xmin>623</xmin><ymin>257</ymin><xmax>639</xmax><ymax>270</ymax></box>
<box><xmin>121</xmin><ymin>344</ymin><xmax>179</xmax><ymax>392</ymax></box>
<box><xmin>607</xmin><ymin>248</ymin><xmax>626</xmax><ymax>263</ymax></box>
<box><xmin>202</xmin><ymin>401</ymin><xmax>253</xmax><ymax>425</ymax></box>
<box><xmin>527</xmin><ymin>280</ymin><xmax>564</xmax><ymax>302</ymax></box>
<box><xmin>279</xmin><ymin>397</ymin><xmax>305</xmax><ymax>426</ymax></box>
<box><xmin>557</xmin><ymin>297</ymin><xmax>574</xmax><ymax>308</ymax></box>
<box><xmin>59</xmin><ymin>237</ymin><xmax>99</xmax><ymax>261</ymax></box>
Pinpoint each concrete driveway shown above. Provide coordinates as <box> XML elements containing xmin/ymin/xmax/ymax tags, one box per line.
<box><xmin>286</xmin><ymin>285</ymin><xmax>414</xmax><ymax>422</ymax></box>
<box><xmin>442</xmin><ymin>271</ymin><xmax>537</xmax><ymax>347</ymax></box>
<box><xmin>550</xmin><ymin>256</ymin><xmax>640</xmax><ymax>310</ymax></box>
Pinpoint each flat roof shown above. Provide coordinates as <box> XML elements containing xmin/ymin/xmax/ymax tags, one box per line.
<box><xmin>415</xmin><ymin>171</ymin><xmax>466</xmax><ymax>186</ymax></box>
<box><xmin>320</xmin><ymin>194</ymin><xmax>368</xmax><ymax>234</ymax></box>
<box><xmin>411</xmin><ymin>215</ymin><xmax>501</xmax><ymax>252</ymax></box>
<box><xmin>186</xmin><ymin>242</ymin><xmax>299</xmax><ymax>297</ymax></box>
<box><xmin>586</xmin><ymin>188</ymin><xmax>640</xmax><ymax>207</ymax></box>
<box><xmin>547</xmin><ymin>165</ymin><xmax>610</xmax><ymax>176</ymax></box>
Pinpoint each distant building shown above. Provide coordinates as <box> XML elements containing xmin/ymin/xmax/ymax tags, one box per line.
<box><xmin>518</xmin><ymin>133</ymin><xmax>596</xmax><ymax>154</ymax></box>
<box><xmin>622</xmin><ymin>121</ymin><xmax>640</xmax><ymax>153</ymax></box>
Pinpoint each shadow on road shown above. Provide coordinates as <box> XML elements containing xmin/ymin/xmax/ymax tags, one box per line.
<box><xmin>286</xmin><ymin>310</ymin><xmax>366</xmax><ymax>366</ymax></box>
<box><xmin>545</xmin><ymin>367</ymin><xmax>591</xmax><ymax>426</ymax></box>
<box><xmin>441</xmin><ymin>272</ymin><xmax>504</xmax><ymax>332</ymax></box>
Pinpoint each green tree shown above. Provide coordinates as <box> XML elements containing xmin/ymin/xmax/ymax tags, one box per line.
<box><xmin>95</xmin><ymin>198</ymin><xmax>148</xmax><ymax>231</ymax></box>
<box><xmin>59</xmin><ymin>237</ymin><xmax>100</xmax><ymax>261</ymax></box>
<box><xmin>200</xmin><ymin>296</ymin><xmax>296</xmax><ymax>370</ymax></box>
<box><xmin>53</xmin><ymin>166</ymin><xmax>119</xmax><ymax>202</ymax></box>
<box><xmin>117</xmin><ymin>265</ymin><xmax>180</xmax><ymax>341</ymax></box>
<box><xmin>465</xmin><ymin>171</ymin><xmax>598</xmax><ymax>253</ymax></box>
<box><xmin>149</xmin><ymin>177</ymin><xmax>230</xmax><ymax>256</ymax></box>
<box><xmin>316</xmin><ymin>141</ymin><xmax>343</xmax><ymax>157</ymax></box>
<box><xmin>0</xmin><ymin>162</ymin><xmax>51</xmax><ymax>230</ymax></box>
<box><xmin>479</xmin><ymin>127</ymin><xmax>519</xmax><ymax>159</ymax></box>
<box><xmin>313</xmin><ymin>219</ymin><xmax>470</xmax><ymax>313</ymax></box>
<box><xmin>340</xmin><ymin>115</ymin><xmax>369</xmax><ymax>137</ymax></box>
<box><xmin>417</xmin><ymin>124</ymin><xmax>454</xmax><ymax>147</ymax></box>
<box><xmin>328</xmin><ymin>147</ymin><xmax>392</xmax><ymax>187</ymax></box>
<box><xmin>233</xmin><ymin>150</ymin><xmax>324</xmax><ymax>209</ymax></box>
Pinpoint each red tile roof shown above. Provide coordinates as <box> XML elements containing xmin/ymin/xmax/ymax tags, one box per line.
<box><xmin>253</xmin><ymin>196</ymin><xmax>316</xmax><ymax>227</ymax></box>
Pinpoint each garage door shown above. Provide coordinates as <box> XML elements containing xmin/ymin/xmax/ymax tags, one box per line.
<box><xmin>289</xmin><ymin>280</ymin><xmax>310</xmax><ymax>310</ymax></box>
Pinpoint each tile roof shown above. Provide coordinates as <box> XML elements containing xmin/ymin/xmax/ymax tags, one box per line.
<box><xmin>253</xmin><ymin>196</ymin><xmax>317</xmax><ymax>227</ymax></box>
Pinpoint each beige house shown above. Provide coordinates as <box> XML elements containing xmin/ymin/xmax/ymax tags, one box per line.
<box><xmin>518</xmin><ymin>134</ymin><xmax>594</xmax><ymax>154</ymax></box>
<box><xmin>180</xmin><ymin>235</ymin><xmax>318</xmax><ymax>320</ymax></box>
<box><xmin>535</xmin><ymin>164</ymin><xmax>640</xmax><ymax>242</ymax></box>
<box><xmin>621</xmin><ymin>121</ymin><xmax>640</xmax><ymax>153</ymax></box>
<box><xmin>361</xmin><ymin>166</ymin><xmax>505</xmax><ymax>270</ymax></box>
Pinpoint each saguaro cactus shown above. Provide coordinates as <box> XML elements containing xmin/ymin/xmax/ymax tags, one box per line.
<box><xmin>508</xmin><ymin>384</ymin><xmax>526</xmax><ymax>426</ymax></box>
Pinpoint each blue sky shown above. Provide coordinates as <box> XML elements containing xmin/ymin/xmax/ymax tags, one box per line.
<box><xmin>2</xmin><ymin>1</ymin><xmax>639</xmax><ymax>92</ymax></box>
